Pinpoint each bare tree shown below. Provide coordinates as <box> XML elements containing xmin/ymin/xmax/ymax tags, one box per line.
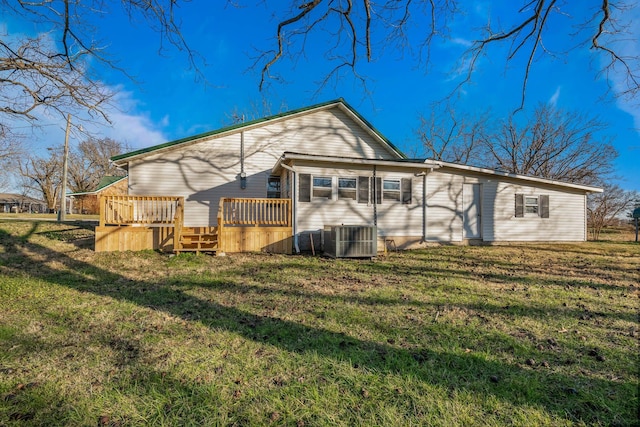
<box><xmin>482</xmin><ymin>105</ymin><xmax>617</xmax><ymax>185</ymax></box>
<box><xmin>0</xmin><ymin>129</ymin><xmax>25</xmax><ymax>190</ymax></box>
<box><xmin>18</xmin><ymin>150</ymin><xmax>62</xmax><ymax>212</ymax></box>
<box><xmin>0</xmin><ymin>0</ymin><xmax>202</xmax><ymax>133</ymax></box>
<box><xmin>67</xmin><ymin>138</ymin><xmax>128</xmax><ymax>193</ymax></box>
<box><xmin>256</xmin><ymin>1</ymin><xmax>639</xmax><ymax>106</ymax></box>
<box><xmin>4</xmin><ymin>1</ymin><xmax>637</xmax><ymax>128</ymax></box>
<box><xmin>587</xmin><ymin>184</ymin><xmax>639</xmax><ymax>240</ymax></box>
<box><xmin>0</xmin><ymin>129</ymin><xmax>23</xmax><ymax>162</ymax></box>
<box><xmin>417</xmin><ymin>106</ymin><xmax>488</xmax><ymax>164</ymax></box>
<box><xmin>417</xmin><ymin>104</ymin><xmax>617</xmax><ymax>186</ymax></box>
<box><xmin>223</xmin><ymin>99</ymin><xmax>289</xmax><ymax>126</ymax></box>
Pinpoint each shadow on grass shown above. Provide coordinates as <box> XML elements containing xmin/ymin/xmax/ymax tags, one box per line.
<box><xmin>0</xmin><ymin>224</ymin><xmax>637</xmax><ymax>425</ymax></box>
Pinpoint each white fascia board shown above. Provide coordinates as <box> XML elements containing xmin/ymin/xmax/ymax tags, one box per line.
<box><xmin>272</xmin><ymin>153</ymin><xmax>441</xmax><ymax>174</ymax></box>
<box><xmin>435</xmin><ymin>160</ymin><xmax>603</xmax><ymax>193</ymax></box>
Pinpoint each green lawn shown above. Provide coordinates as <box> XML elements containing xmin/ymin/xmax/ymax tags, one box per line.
<box><xmin>0</xmin><ymin>220</ymin><xmax>638</xmax><ymax>426</ymax></box>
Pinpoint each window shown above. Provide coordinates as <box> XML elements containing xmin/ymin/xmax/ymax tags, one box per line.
<box><xmin>267</xmin><ymin>176</ymin><xmax>281</xmax><ymax>198</ymax></box>
<box><xmin>525</xmin><ymin>196</ymin><xmax>538</xmax><ymax>215</ymax></box>
<box><xmin>401</xmin><ymin>178</ymin><xmax>412</xmax><ymax>204</ymax></box>
<box><xmin>515</xmin><ymin>194</ymin><xmax>549</xmax><ymax>218</ymax></box>
<box><xmin>372</xmin><ymin>177</ymin><xmax>412</xmax><ymax>204</ymax></box>
<box><xmin>313</xmin><ymin>176</ymin><xmax>332</xmax><ymax>199</ymax></box>
<box><xmin>358</xmin><ymin>176</ymin><xmax>370</xmax><ymax>204</ymax></box>
<box><xmin>383</xmin><ymin>179</ymin><xmax>401</xmax><ymax>202</ymax></box>
<box><xmin>298</xmin><ymin>174</ymin><xmax>412</xmax><ymax>205</ymax></box>
<box><xmin>338</xmin><ymin>178</ymin><xmax>357</xmax><ymax>200</ymax></box>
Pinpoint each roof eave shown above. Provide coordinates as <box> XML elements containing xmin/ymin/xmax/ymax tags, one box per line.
<box><xmin>272</xmin><ymin>152</ymin><xmax>440</xmax><ymax>174</ymax></box>
<box><xmin>435</xmin><ymin>160</ymin><xmax>604</xmax><ymax>193</ymax></box>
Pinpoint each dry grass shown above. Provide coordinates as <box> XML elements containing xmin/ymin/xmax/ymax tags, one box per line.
<box><xmin>0</xmin><ymin>220</ymin><xmax>638</xmax><ymax>426</ymax></box>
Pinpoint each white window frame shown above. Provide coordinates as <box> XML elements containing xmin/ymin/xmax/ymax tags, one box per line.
<box><xmin>524</xmin><ymin>196</ymin><xmax>539</xmax><ymax>216</ymax></box>
<box><xmin>312</xmin><ymin>176</ymin><xmax>333</xmax><ymax>199</ymax></box>
<box><xmin>338</xmin><ymin>177</ymin><xmax>357</xmax><ymax>200</ymax></box>
<box><xmin>382</xmin><ymin>179</ymin><xmax>401</xmax><ymax>202</ymax></box>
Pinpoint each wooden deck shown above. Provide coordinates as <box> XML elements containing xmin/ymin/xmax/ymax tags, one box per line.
<box><xmin>95</xmin><ymin>195</ymin><xmax>292</xmax><ymax>254</ymax></box>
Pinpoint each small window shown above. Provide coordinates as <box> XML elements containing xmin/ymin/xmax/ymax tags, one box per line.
<box><xmin>383</xmin><ymin>179</ymin><xmax>401</xmax><ymax>202</ymax></box>
<box><xmin>313</xmin><ymin>176</ymin><xmax>332</xmax><ymax>199</ymax></box>
<box><xmin>515</xmin><ymin>194</ymin><xmax>550</xmax><ymax>218</ymax></box>
<box><xmin>267</xmin><ymin>176</ymin><xmax>281</xmax><ymax>198</ymax></box>
<box><xmin>338</xmin><ymin>178</ymin><xmax>357</xmax><ymax>200</ymax></box>
<box><xmin>525</xmin><ymin>196</ymin><xmax>538</xmax><ymax>215</ymax></box>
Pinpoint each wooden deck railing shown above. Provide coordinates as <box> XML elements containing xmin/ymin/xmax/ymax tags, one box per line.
<box><xmin>173</xmin><ymin>198</ymin><xmax>185</xmax><ymax>252</ymax></box>
<box><xmin>99</xmin><ymin>195</ymin><xmax>184</xmax><ymax>227</ymax></box>
<box><xmin>217</xmin><ymin>198</ymin><xmax>291</xmax><ymax>228</ymax></box>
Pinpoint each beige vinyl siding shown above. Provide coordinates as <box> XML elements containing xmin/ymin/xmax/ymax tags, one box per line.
<box><xmin>424</xmin><ymin>169</ymin><xmax>588</xmax><ymax>242</ymax></box>
<box><xmin>294</xmin><ymin>164</ymin><xmax>423</xmax><ymax>240</ymax></box>
<box><xmin>489</xmin><ymin>181</ymin><xmax>586</xmax><ymax>241</ymax></box>
<box><xmin>128</xmin><ymin>107</ymin><xmax>399</xmax><ymax>227</ymax></box>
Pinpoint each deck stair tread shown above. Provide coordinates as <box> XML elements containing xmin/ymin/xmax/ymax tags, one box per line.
<box><xmin>175</xmin><ymin>227</ymin><xmax>219</xmax><ymax>254</ymax></box>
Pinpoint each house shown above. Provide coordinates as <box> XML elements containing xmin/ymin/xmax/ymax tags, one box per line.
<box><xmin>0</xmin><ymin>193</ymin><xmax>47</xmax><ymax>213</ymax></box>
<box><xmin>69</xmin><ymin>176</ymin><xmax>128</xmax><ymax>214</ymax></box>
<box><xmin>108</xmin><ymin>99</ymin><xmax>602</xmax><ymax>253</ymax></box>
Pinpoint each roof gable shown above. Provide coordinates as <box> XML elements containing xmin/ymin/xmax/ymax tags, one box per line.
<box><xmin>112</xmin><ymin>99</ymin><xmax>406</xmax><ymax>165</ymax></box>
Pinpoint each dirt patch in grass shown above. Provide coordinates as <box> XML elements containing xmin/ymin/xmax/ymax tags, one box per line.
<box><xmin>0</xmin><ymin>220</ymin><xmax>638</xmax><ymax>426</ymax></box>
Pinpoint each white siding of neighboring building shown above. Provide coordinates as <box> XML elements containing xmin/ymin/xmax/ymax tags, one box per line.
<box><xmin>127</xmin><ymin>107</ymin><xmax>400</xmax><ymax>227</ymax></box>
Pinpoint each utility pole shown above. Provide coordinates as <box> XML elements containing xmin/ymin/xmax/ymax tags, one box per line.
<box><xmin>57</xmin><ymin>114</ymin><xmax>71</xmax><ymax>222</ymax></box>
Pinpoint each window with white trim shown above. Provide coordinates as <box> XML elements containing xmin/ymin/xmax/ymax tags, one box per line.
<box><xmin>524</xmin><ymin>196</ymin><xmax>539</xmax><ymax>215</ymax></box>
<box><xmin>382</xmin><ymin>179</ymin><xmax>401</xmax><ymax>202</ymax></box>
<box><xmin>338</xmin><ymin>177</ymin><xmax>357</xmax><ymax>200</ymax></box>
<box><xmin>313</xmin><ymin>176</ymin><xmax>332</xmax><ymax>199</ymax></box>
<box><xmin>515</xmin><ymin>194</ymin><xmax>549</xmax><ymax>218</ymax></box>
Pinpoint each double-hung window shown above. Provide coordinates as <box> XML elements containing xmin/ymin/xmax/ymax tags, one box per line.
<box><xmin>524</xmin><ymin>196</ymin><xmax>538</xmax><ymax>215</ymax></box>
<box><xmin>313</xmin><ymin>176</ymin><xmax>332</xmax><ymax>199</ymax></box>
<box><xmin>515</xmin><ymin>194</ymin><xmax>549</xmax><ymax>218</ymax></box>
<box><xmin>338</xmin><ymin>178</ymin><xmax>357</xmax><ymax>200</ymax></box>
<box><xmin>298</xmin><ymin>173</ymin><xmax>412</xmax><ymax>205</ymax></box>
<box><xmin>382</xmin><ymin>179</ymin><xmax>401</xmax><ymax>202</ymax></box>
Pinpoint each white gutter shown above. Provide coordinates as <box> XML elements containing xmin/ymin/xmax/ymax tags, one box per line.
<box><xmin>273</xmin><ymin>153</ymin><xmax>442</xmax><ymax>173</ymax></box>
<box><xmin>279</xmin><ymin>163</ymin><xmax>300</xmax><ymax>254</ymax></box>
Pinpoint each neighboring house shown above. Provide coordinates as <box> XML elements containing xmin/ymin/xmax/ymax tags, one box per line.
<box><xmin>111</xmin><ymin>99</ymin><xmax>602</xmax><ymax>251</ymax></box>
<box><xmin>0</xmin><ymin>194</ymin><xmax>47</xmax><ymax>213</ymax></box>
<box><xmin>69</xmin><ymin>176</ymin><xmax>128</xmax><ymax>214</ymax></box>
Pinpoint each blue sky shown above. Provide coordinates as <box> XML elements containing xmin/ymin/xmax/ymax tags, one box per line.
<box><xmin>4</xmin><ymin>1</ymin><xmax>639</xmax><ymax>192</ymax></box>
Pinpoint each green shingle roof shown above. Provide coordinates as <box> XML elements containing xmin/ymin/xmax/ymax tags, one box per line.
<box><xmin>94</xmin><ymin>175</ymin><xmax>127</xmax><ymax>191</ymax></box>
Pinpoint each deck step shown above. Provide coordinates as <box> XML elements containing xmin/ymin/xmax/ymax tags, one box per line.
<box><xmin>176</xmin><ymin>228</ymin><xmax>219</xmax><ymax>254</ymax></box>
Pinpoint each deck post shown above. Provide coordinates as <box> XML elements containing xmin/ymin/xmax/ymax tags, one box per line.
<box><xmin>173</xmin><ymin>197</ymin><xmax>184</xmax><ymax>253</ymax></box>
<box><xmin>99</xmin><ymin>195</ymin><xmax>105</xmax><ymax>227</ymax></box>
<box><xmin>217</xmin><ymin>198</ymin><xmax>226</xmax><ymax>253</ymax></box>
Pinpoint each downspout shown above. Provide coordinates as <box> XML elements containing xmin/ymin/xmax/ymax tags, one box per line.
<box><xmin>415</xmin><ymin>170</ymin><xmax>429</xmax><ymax>243</ymax></box>
<box><xmin>240</xmin><ymin>131</ymin><xmax>247</xmax><ymax>189</ymax></box>
<box><xmin>280</xmin><ymin>163</ymin><xmax>300</xmax><ymax>254</ymax></box>
<box><xmin>372</xmin><ymin>165</ymin><xmax>377</xmax><ymax>227</ymax></box>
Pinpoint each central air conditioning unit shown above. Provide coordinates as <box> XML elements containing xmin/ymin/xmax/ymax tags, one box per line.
<box><xmin>323</xmin><ymin>225</ymin><xmax>377</xmax><ymax>258</ymax></box>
